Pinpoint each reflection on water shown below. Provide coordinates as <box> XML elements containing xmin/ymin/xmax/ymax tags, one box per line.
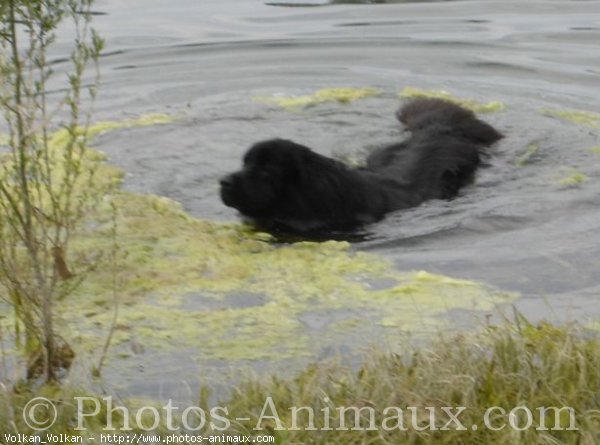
<box><xmin>9</xmin><ymin>0</ymin><xmax>600</xmax><ymax>396</ymax></box>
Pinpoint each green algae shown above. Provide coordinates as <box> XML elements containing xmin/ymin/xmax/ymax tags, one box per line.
<box><xmin>399</xmin><ymin>87</ymin><xmax>505</xmax><ymax>113</ymax></box>
<box><xmin>558</xmin><ymin>168</ymin><xmax>588</xmax><ymax>187</ymax></box>
<box><xmin>255</xmin><ymin>87</ymin><xmax>381</xmax><ymax>110</ymax></box>
<box><xmin>590</xmin><ymin>146</ymin><xmax>600</xmax><ymax>155</ymax></box>
<box><xmin>64</xmin><ymin>191</ymin><xmax>513</xmax><ymax>362</ymax></box>
<box><xmin>255</xmin><ymin>86</ymin><xmax>505</xmax><ymax>114</ymax></box>
<box><xmin>543</xmin><ymin>108</ymin><xmax>600</xmax><ymax>128</ymax></box>
<box><xmin>515</xmin><ymin>142</ymin><xmax>540</xmax><ymax>167</ymax></box>
<box><xmin>0</xmin><ymin>114</ymin><xmax>175</xmax><ymax>213</ymax></box>
<box><xmin>1</xmin><ymin>113</ymin><xmax>514</xmax><ymax>367</ymax></box>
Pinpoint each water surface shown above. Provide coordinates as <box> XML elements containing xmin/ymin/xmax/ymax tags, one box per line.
<box><xmin>11</xmin><ymin>0</ymin><xmax>600</xmax><ymax>398</ymax></box>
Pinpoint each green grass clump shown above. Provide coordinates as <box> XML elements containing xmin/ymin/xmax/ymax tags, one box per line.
<box><xmin>399</xmin><ymin>87</ymin><xmax>505</xmax><ymax>113</ymax></box>
<box><xmin>0</xmin><ymin>384</ymin><xmax>175</xmax><ymax>442</ymax></box>
<box><xmin>2</xmin><ymin>321</ymin><xmax>598</xmax><ymax>444</ymax></box>
<box><xmin>217</xmin><ymin>321</ymin><xmax>600</xmax><ymax>444</ymax></box>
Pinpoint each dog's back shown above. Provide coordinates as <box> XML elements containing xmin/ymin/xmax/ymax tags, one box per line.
<box><xmin>368</xmin><ymin>98</ymin><xmax>502</xmax><ymax>203</ymax></box>
<box><xmin>397</xmin><ymin>98</ymin><xmax>503</xmax><ymax>146</ymax></box>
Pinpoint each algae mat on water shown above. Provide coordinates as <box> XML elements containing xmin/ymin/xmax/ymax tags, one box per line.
<box><xmin>254</xmin><ymin>86</ymin><xmax>506</xmax><ymax>113</ymax></box>
<box><xmin>1</xmin><ymin>111</ymin><xmax>513</xmax><ymax>367</ymax></box>
<box><xmin>254</xmin><ymin>87</ymin><xmax>381</xmax><ymax>110</ymax></box>
<box><xmin>399</xmin><ymin>87</ymin><xmax>506</xmax><ymax>113</ymax></box>
<box><xmin>543</xmin><ymin>108</ymin><xmax>600</xmax><ymax>129</ymax></box>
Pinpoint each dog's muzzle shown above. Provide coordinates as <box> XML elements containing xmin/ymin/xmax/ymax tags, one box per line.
<box><xmin>219</xmin><ymin>173</ymin><xmax>239</xmax><ymax>207</ymax></box>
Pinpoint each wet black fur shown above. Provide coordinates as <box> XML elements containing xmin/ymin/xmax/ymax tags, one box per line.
<box><xmin>220</xmin><ymin>98</ymin><xmax>502</xmax><ymax>234</ymax></box>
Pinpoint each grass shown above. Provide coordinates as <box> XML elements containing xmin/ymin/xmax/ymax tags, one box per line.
<box><xmin>218</xmin><ymin>319</ymin><xmax>600</xmax><ymax>444</ymax></box>
<box><xmin>1</xmin><ymin>319</ymin><xmax>599</xmax><ymax>444</ymax></box>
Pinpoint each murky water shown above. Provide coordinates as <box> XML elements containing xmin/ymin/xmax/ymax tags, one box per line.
<box><xmin>6</xmin><ymin>0</ymin><xmax>600</xmax><ymax>398</ymax></box>
<box><xmin>90</xmin><ymin>0</ymin><xmax>600</xmax><ymax>304</ymax></box>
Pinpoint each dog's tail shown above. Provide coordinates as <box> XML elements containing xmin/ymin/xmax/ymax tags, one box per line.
<box><xmin>396</xmin><ymin>98</ymin><xmax>503</xmax><ymax>146</ymax></box>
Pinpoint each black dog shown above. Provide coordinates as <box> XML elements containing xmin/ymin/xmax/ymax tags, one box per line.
<box><xmin>220</xmin><ymin>98</ymin><xmax>502</xmax><ymax>235</ymax></box>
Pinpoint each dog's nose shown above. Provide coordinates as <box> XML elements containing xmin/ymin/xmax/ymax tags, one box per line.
<box><xmin>220</xmin><ymin>174</ymin><xmax>239</xmax><ymax>207</ymax></box>
<box><xmin>220</xmin><ymin>174</ymin><xmax>235</xmax><ymax>188</ymax></box>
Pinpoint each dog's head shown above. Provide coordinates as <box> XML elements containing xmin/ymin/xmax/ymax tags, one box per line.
<box><xmin>220</xmin><ymin>139</ymin><xmax>310</xmax><ymax>219</ymax></box>
<box><xmin>220</xmin><ymin>138</ymin><xmax>386</xmax><ymax>233</ymax></box>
